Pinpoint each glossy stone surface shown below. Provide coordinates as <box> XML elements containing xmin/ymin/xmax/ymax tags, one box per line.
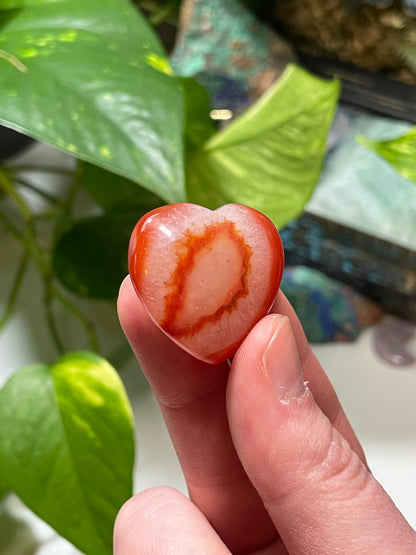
<box><xmin>128</xmin><ymin>203</ymin><xmax>284</xmax><ymax>364</ymax></box>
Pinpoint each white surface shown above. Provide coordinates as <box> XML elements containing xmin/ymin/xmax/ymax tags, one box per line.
<box><xmin>0</xmin><ymin>143</ymin><xmax>415</xmax><ymax>552</ymax></box>
<box><xmin>313</xmin><ymin>331</ymin><xmax>416</xmax><ymax>529</ymax></box>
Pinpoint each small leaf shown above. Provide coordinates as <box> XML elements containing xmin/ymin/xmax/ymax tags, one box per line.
<box><xmin>0</xmin><ymin>0</ymin><xmax>185</xmax><ymax>202</ymax></box>
<box><xmin>186</xmin><ymin>64</ymin><xmax>339</xmax><ymax>228</ymax></box>
<box><xmin>356</xmin><ymin>127</ymin><xmax>416</xmax><ymax>184</ymax></box>
<box><xmin>0</xmin><ymin>352</ymin><xmax>135</xmax><ymax>554</ymax></box>
<box><xmin>81</xmin><ymin>162</ymin><xmax>163</xmax><ymax>213</ymax></box>
<box><xmin>53</xmin><ymin>213</ymin><xmax>140</xmax><ymax>299</ymax></box>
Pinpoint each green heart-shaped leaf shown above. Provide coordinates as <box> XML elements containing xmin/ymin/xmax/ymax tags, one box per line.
<box><xmin>180</xmin><ymin>77</ymin><xmax>216</xmax><ymax>150</ymax></box>
<box><xmin>186</xmin><ymin>64</ymin><xmax>339</xmax><ymax>228</ymax></box>
<box><xmin>0</xmin><ymin>352</ymin><xmax>134</xmax><ymax>554</ymax></box>
<box><xmin>0</xmin><ymin>0</ymin><xmax>185</xmax><ymax>202</ymax></box>
<box><xmin>53</xmin><ymin>212</ymin><xmax>140</xmax><ymax>299</ymax></box>
<box><xmin>80</xmin><ymin>162</ymin><xmax>163</xmax><ymax>213</ymax></box>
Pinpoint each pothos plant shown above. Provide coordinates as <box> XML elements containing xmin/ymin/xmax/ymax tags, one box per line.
<box><xmin>0</xmin><ymin>0</ymin><xmax>339</xmax><ymax>552</ymax></box>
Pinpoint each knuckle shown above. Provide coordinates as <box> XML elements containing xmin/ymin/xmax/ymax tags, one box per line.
<box><xmin>307</xmin><ymin>427</ymin><xmax>373</xmax><ymax>501</ymax></box>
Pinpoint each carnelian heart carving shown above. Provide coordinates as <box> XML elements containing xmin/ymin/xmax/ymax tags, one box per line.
<box><xmin>128</xmin><ymin>203</ymin><xmax>284</xmax><ymax>364</ymax></box>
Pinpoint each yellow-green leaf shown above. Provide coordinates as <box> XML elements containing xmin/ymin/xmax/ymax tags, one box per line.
<box><xmin>0</xmin><ymin>352</ymin><xmax>135</xmax><ymax>554</ymax></box>
<box><xmin>186</xmin><ymin>64</ymin><xmax>339</xmax><ymax>228</ymax></box>
<box><xmin>357</xmin><ymin>127</ymin><xmax>416</xmax><ymax>184</ymax></box>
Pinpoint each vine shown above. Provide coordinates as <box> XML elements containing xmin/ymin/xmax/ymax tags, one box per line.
<box><xmin>0</xmin><ymin>165</ymin><xmax>100</xmax><ymax>355</ymax></box>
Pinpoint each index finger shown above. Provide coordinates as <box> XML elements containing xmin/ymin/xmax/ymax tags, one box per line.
<box><xmin>118</xmin><ymin>276</ymin><xmax>279</xmax><ymax>553</ymax></box>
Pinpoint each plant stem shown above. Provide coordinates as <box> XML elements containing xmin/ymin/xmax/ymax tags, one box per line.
<box><xmin>1</xmin><ymin>171</ymin><xmax>62</xmax><ymax>350</ymax></box>
<box><xmin>0</xmin><ymin>210</ymin><xmax>24</xmax><ymax>243</ymax></box>
<box><xmin>0</xmin><ymin>170</ymin><xmax>32</xmax><ymax>221</ymax></box>
<box><xmin>14</xmin><ymin>177</ymin><xmax>63</xmax><ymax>206</ymax></box>
<box><xmin>44</xmin><ymin>286</ymin><xmax>66</xmax><ymax>354</ymax></box>
<box><xmin>33</xmin><ymin>208</ymin><xmax>69</xmax><ymax>222</ymax></box>
<box><xmin>51</xmin><ymin>285</ymin><xmax>100</xmax><ymax>353</ymax></box>
<box><xmin>6</xmin><ymin>165</ymin><xmax>76</xmax><ymax>177</ymax></box>
<box><xmin>1</xmin><ymin>165</ymin><xmax>101</xmax><ymax>355</ymax></box>
<box><xmin>148</xmin><ymin>1</ymin><xmax>174</xmax><ymax>25</ymax></box>
<box><xmin>134</xmin><ymin>0</ymin><xmax>178</xmax><ymax>25</ymax></box>
<box><xmin>63</xmin><ymin>164</ymin><xmax>83</xmax><ymax>212</ymax></box>
<box><xmin>0</xmin><ymin>251</ymin><xmax>29</xmax><ymax>332</ymax></box>
<box><xmin>51</xmin><ymin>162</ymin><xmax>83</xmax><ymax>248</ymax></box>
<box><xmin>0</xmin><ymin>171</ymin><xmax>47</xmax><ymax>274</ymax></box>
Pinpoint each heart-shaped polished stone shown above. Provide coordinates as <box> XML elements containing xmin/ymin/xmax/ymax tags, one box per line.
<box><xmin>128</xmin><ymin>203</ymin><xmax>284</xmax><ymax>364</ymax></box>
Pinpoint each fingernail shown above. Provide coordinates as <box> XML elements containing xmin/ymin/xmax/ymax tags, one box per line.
<box><xmin>262</xmin><ymin>316</ymin><xmax>307</xmax><ymax>404</ymax></box>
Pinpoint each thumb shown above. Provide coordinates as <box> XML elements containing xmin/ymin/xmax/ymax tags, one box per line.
<box><xmin>227</xmin><ymin>314</ymin><xmax>416</xmax><ymax>554</ymax></box>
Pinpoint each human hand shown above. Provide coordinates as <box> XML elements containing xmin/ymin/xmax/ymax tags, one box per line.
<box><xmin>114</xmin><ymin>276</ymin><xmax>416</xmax><ymax>554</ymax></box>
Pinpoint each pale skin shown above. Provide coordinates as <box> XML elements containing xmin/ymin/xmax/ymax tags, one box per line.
<box><xmin>114</xmin><ymin>276</ymin><xmax>416</xmax><ymax>554</ymax></box>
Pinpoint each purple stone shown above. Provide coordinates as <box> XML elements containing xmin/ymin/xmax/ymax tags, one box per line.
<box><xmin>374</xmin><ymin>321</ymin><xmax>416</xmax><ymax>366</ymax></box>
